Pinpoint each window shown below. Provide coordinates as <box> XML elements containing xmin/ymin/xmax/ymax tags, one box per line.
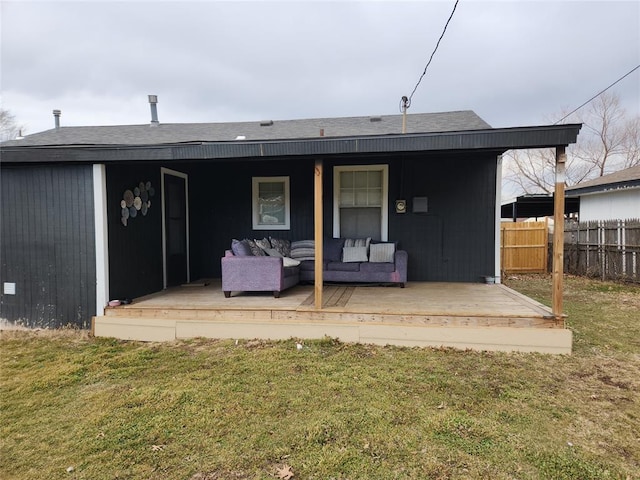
<box><xmin>252</xmin><ymin>176</ymin><xmax>290</xmax><ymax>230</ymax></box>
<box><xmin>333</xmin><ymin>165</ymin><xmax>388</xmax><ymax>240</ymax></box>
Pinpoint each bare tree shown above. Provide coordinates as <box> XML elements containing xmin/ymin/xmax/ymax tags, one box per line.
<box><xmin>0</xmin><ymin>108</ymin><xmax>25</xmax><ymax>142</ymax></box>
<box><xmin>503</xmin><ymin>92</ymin><xmax>640</xmax><ymax>196</ymax></box>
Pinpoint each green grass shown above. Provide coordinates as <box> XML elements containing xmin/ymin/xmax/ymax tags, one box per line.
<box><xmin>1</xmin><ymin>276</ymin><xmax>639</xmax><ymax>479</ymax></box>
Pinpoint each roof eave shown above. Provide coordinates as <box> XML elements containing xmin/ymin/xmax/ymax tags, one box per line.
<box><xmin>567</xmin><ymin>180</ymin><xmax>640</xmax><ymax>197</ymax></box>
<box><xmin>0</xmin><ymin>124</ymin><xmax>582</xmax><ymax>164</ymax></box>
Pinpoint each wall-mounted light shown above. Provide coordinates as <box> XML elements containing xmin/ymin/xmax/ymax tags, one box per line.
<box><xmin>395</xmin><ymin>199</ymin><xmax>407</xmax><ymax>214</ymax></box>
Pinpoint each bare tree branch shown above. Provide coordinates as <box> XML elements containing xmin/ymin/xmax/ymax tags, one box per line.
<box><xmin>503</xmin><ymin>92</ymin><xmax>640</xmax><ymax>198</ymax></box>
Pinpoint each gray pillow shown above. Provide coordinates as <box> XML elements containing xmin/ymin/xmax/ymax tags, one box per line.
<box><xmin>342</xmin><ymin>246</ymin><xmax>368</xmax><ymax>263</ymax></box>
<box><xmin>369</xmin><ymin>243</ymin><xmax>395</xmax><ymax>263</ymax></box>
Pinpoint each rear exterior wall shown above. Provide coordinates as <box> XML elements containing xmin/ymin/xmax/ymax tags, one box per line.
<box><xmin>187</xmin><ymin>152</ymin><xmax>498</xmax><ymax>283</ymax></box>
<box><xmin>0</xmin><ymin>165</ymin><xmax>96</xmax><ymax>328</ymax></box>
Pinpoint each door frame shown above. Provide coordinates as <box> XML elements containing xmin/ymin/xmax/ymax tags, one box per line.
<box><xmin>161</xmin><ymin>167</ymin><xmax>190</xmax><ymax>289</ymax></box>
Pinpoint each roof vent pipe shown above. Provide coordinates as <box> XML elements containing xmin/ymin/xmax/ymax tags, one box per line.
<box><xmin>53</xmin><ymin>109</ymin><xmax>61</xmax><ymax>130</ymax></box>
<box><xmin>148</xmin><ymin>95</ymin><xmax>159</xmax><ymax>126</ymax></box>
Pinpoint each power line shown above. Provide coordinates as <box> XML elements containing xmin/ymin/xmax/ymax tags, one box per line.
<box><xmin>405</xmin><ymin>0</ymin><xmax>460</xmax><ymax>108</ymax></box>
<box><xmin>554</xmin><ymin>64</ymin><xmax>640</xmax><ymax>124</ymax></box>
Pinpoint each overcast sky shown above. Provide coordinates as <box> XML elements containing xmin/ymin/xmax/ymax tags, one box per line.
<box><xmin>2</xmin><ymin>0</ymin><xmax>639</xmax><ymax>136</ymax></box>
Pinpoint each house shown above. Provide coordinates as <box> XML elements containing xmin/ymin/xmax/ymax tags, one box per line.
<box><xmin>0</xmin><ymin>100</ymin><xmax>581</xmax><ymax>337</ymax></box>
<box><xmin>566</xmin><ymin>165</ymin><xmax>640</xmax><ymax>221</ymax></box>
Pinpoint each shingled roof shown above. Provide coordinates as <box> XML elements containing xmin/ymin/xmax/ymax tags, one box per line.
<box><xmin>567</xmin><ymin>165</ymin><xmax>640</xmax><ymax>195</ymax></box>
<box><xmin>3</xmin><ymin>111</ymin><xmax>491</xmax><ymax>147</ymax></box>
<box><xmin>1</xmin><ymin>110</ymin><xmax>582</xmax><ymax>164</ymax></box>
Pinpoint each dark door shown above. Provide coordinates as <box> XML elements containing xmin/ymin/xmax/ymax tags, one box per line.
<box><xmin>164</xmin><ymin>172</ymin><xmax>188</xmax><ymax>287</ymax></box>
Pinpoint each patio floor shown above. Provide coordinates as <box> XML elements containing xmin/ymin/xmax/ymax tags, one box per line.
<box><xmin>93</xmin><ymin>280</ymin><xmax>572</xmax><ymax>354</ymax></box>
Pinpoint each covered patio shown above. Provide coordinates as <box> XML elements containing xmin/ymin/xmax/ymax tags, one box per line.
<box><xmin>93</xmin><ymin>281</ymin><xmax>571</xmax><ymax>354</ymax></box>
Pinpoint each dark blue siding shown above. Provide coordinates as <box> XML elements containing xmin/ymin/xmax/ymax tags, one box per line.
<box><xmin>0</xmin><ymin>165</ymin><xmax>96</xmax><ymax>328</ymax></box>
<box><xmin>106</xmin><ymin>165</ymin><xmax>163</xmax><ymax>300</ymax></box>
<box><xmin>188</xmin><ymin>154</ymin><xmax>497</xmax><ymax>282</ymax></box>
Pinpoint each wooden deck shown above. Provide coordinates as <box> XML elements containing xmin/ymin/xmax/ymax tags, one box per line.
<box><xmin>93</xmin><ymin>281</ymin><xmax>572</xmax><ymax>354</ymax></box>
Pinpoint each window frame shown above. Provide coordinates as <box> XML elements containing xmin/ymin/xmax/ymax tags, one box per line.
<box><xmin>252</xmin><ymin>176</ymin><xmax>291</xmax><ymax>230</ymax></box>
<box><xmin>333</xmin><ymin>165</ymin><xmax>388</xmax><ymax>241</ymax></box>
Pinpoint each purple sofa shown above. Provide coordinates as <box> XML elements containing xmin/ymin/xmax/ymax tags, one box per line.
<box><xmin>221</xmin><ymin>237</ymin><xmax>407</xmax><ymax>298</ymax></box>
<box><xmin>221</xmin><ymin>250</ymin><xmax>300</xmax><ymax>298</ymax></box>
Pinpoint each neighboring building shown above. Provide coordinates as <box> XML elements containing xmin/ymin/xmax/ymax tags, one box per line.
<box><xmin>0</xmin><ymin>103</ymin><xmax>581</xmax><ymax>328</ymax></box>
<box><xmin>567</xmin><ymin>165</ymin><xmax>640</xmax><ymax>221</ymax></box>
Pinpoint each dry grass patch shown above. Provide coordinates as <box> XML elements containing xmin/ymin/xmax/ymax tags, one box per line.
<box><xmin>1</xmin><ymin>276</ymin><xmax>639</xmax><ymax>479</ymax></box>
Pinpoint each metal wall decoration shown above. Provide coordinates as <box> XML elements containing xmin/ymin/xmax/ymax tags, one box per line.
<box><xmin>121</xmin><ymin>181</ymin><xmax>155</xmax><ymax>226</ymax></box>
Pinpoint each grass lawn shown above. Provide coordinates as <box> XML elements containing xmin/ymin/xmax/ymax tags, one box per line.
<box><xmin>1</xmin><ymin>275</ymin><xmax>639</xmax><ymax>479</ymax></box>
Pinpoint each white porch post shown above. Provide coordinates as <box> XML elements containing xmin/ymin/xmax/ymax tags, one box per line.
<box><xmin>93</xmin><ymin>164</ymin><xmax>109</xmax><ymax>317</ymax></box>
<box><xmin>552</xmin><ymin>146</ymin><xmax>567</xmax><ymax>319</ymax></box>
<box><xmin>314</xmin><ymin>159</ymin><xmax>324</xmax><ymax>309</ymax></box>
<box><xmin>494</xmin><ymin>154</ymin><xmax>503</xmax><ymax>283</ymax></box>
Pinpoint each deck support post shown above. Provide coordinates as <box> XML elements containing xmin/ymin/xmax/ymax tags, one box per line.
<box><xmin>552</xmin><ymin>146</ymin><xmax>566</xmax><ymax>320</ymax></box>
<box><xmin>314</xmin><ymin>159</ymin><xmax>323</xmax><ymax>309</ymax></box>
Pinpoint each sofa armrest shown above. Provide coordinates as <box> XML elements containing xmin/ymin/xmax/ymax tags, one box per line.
<box><xmin>394</xmin><ymin>250</ymin><xmax>408</xmax><ymax>283</ymax></box>
<box><xmin>221</xmin><ymin>255</ymin><xmax>286</xmax><ymax>292</ymax></box>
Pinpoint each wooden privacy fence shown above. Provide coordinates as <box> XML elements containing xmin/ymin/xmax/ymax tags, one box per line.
<box><xmin>501</xmin><ymin>221</ymin><xmax>548</xmax><ymax>274</ymax></box>
<box><xmin>564</xmin><ymin>219</ymin><xmax>640</xmax><ymax>283</ymax></box>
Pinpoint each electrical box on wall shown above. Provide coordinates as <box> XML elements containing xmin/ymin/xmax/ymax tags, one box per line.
<box><xmin>413</xmin><ymin>196</ymin><xmax>428</xmax><ymax>213</ymax></box>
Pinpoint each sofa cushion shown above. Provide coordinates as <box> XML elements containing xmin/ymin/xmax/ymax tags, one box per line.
<box><xmin>342</xmin><ymin>246</ymin><xmax>368</xmax><ymax>263</ymax></box>
<box><xmin>369</xmin><ymin>242</ymin><xmax>395</xmax><ymax>263</ymax></box>
<box><xmin>231</xmin><ymin>239</ymin><xmax>253</xmax><ymax>256</ymax></box>
<box><xmin>298</xmin><ymin>260</ymin><xmax>316</xmax><ymax>271</ymax></box>
<box><xmin>327</xmin><ymin>261</ymin><xmax>360</xmax><ymax>272</ymax></box>
<box><xmin>283</xmin><ymin>265</ymin><xmax>300</xmax><ymax>277</ymax></box>
<box><xmin>324</xmin><ymin>237</ymin><xmax>345</xmax><ymax>262</ymax></box>
<box><xmin>360</xmin><ymin>262</ymin><xmax>395</xmax><ymax>273</ymax></box>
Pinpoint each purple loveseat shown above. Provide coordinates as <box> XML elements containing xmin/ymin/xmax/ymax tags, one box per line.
<box><xmin>221</xmin><ymin>250</ymin><xmax>300</xmax><ymax>298</ymax></box>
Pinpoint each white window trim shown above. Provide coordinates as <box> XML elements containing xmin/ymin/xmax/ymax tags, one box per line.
<box><xmin>333</xmin><ymin>164</ymin><xmax>389</xmax><ymax>241</ymax></box>
<box><xmin>252</xmin><ymin>176</ymin><xmax>291</xmax><ymax>230</ymax></box>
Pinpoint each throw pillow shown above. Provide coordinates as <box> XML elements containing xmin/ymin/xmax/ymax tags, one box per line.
<box><xmin>342</xmin><ymin>246</ymin><xmax>368</xmax><ymax>263</ymax></box>
<box><xmin>344</xmin><ymin>237</ymin><xmax>372</xmax><ymax>249</ymax></box>
<box><xmin>254</xmin><ymin>237</ymin><xmax>271</xmax><ymax>252</ymax></box>
<box><xmin>245</xmin><ymin>238</ymin><xmax>265</xmax><ymax>256</ymax></box>
<box><xmin>324</xmin><ymin>237</ymin><xmax>345</xmax><ymax>262</ymax></box>
<box><xmin>369</xmin><ymin>242</ymin><xmax>395</xmax><ymax>263</ymax></box>
<box><xmin>269</xmin><ymin>237</ymin><xmax>291</xmax><ymax>257</ymax></box>
<box><xmin>231</xmin><ymin>239</ymin><xmax>253</xmax><ymax>257</ymax></box>
<box><xmin>290</xmin><ymin>239</ymin><xmax>315</xmax><ymax>261</ymax></box>
<box><xmin>265</xmin><ymin>248</ymin><xmax>283</xmax><ymax>257</ymax></box>
<box><xmin>283</xmin><ymin>257</ymin><xmax>301</xmax><ymax>267</ymax></box>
